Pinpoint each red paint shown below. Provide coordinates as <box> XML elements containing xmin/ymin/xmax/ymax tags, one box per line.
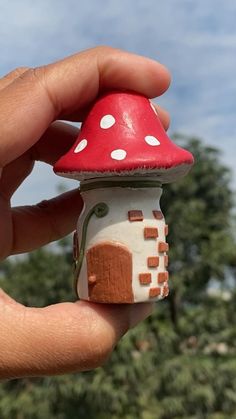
<box><xmin>54</xmin><ymin>91</ymin><xmax>194</xmax><ymax>182</ymax></box>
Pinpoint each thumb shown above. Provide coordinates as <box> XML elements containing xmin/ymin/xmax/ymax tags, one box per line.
<box><xmin>0</xmin><ymin>289</ymin><xmax>153</xmax><ymax>379</ymax></box>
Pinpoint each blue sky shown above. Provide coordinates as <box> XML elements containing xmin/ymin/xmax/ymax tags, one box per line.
<box><xmin>1</xmin><ymin>0</ymin><xmax>235</xmax><ymax>205</ymax></box>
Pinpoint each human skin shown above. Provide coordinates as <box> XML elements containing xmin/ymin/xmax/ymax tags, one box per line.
<box><xmin>0</xmin><ymin>46</ymin><xmax>171</xmax><ymax>379</ymax></box>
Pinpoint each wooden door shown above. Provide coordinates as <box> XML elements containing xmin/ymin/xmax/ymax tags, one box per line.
<box><xmin>86</xmin><ymin>242</ymin><xmax>133</xmax><ymax>303</ymax></box>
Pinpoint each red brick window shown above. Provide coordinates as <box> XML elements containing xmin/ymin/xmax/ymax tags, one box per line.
<box><xmin>164</xmin><ymin>255</ymin><xmax>169</xmax><ymax>267</ymax></box>
<box><xmin>144</xmin><ymin>227</ymin><xmax>158</xmax><ymax>239</ymax></box>
<box><xmin>149</xmin><ymin>287</ymin><xmax>161</xmax><ymax>298</ymax></box>
<box><xmin>162</xmin><ymin>286</ymin><xmax>169</xmax><ymax>297</ymax></box>
<box><xmin>158</xmin><ymin>242</ymin><xmax>169</xmax><ymax>252</ymax></box>
<box><xmin>128</xmin><ymin>210</ymin><xmax>143</xmax><ymax>222</ymax></box>
<box><xmin>147</xmin><ymin>256</ymin><xmax>159</xmax><ymax>267</ymax></box>
<box><xmin>157</xmin><ymin>272</ymin><xmax>169</xmax><ymax>283</ymax></box>
<box><xmin>153</xmin><ymin>210</ymin><xmax>164</xmax><ymax>220</ymax></box>
<box><xmin>139</xmin><ymin>273</ymin><xmax>152</xmax><ymax>285</ymax></box>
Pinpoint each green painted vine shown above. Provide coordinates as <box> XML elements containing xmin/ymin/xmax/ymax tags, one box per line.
<box><xmin>74</xmin><ymin>202</ymin><xmax>109</xmax><ymax>296</ymax></box>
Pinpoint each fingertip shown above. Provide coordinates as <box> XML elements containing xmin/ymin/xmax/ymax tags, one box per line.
<box><xmin>40</xmin><ymin>300</ymin><xmax>132</xmax><ymax>372</ymax></box>
<box><xmin>0</xmin><ymin>297</ymin><xmax>154</xmax><ymax>379</ymax></box>
<box><xmin>142</xmin><ymin>56</ymin><xmax>171</xmax><ymax>98</ymax></box>
<box><xmin>150</xmin><ymin>101</ymin><xmax>170</xmax><ymax>131</ymax></box>
<box><xmin>98</xmin><ymin>47</ymin><xmax>172</xmax><ymax>99</ymax></box>
<box><xmin>156</xmin><ymin>104</ymin><xmax>171</xmax><ymax>130</ymax></box>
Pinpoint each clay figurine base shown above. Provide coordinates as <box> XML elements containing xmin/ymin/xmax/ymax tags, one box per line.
<box><xmin>74</xmin><ymin>177</ymin><xmax>169</xmax><ymax>303</ymax></box>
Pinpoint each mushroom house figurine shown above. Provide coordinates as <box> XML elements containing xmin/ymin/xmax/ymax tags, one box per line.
<box><xmin>54</xmin><ymin>91</ymin><xmax>194</xmax><ymax>304</ymax></box>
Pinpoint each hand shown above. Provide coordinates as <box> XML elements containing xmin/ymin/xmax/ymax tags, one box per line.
<box><xmin>0</xmin><ymin>46</ymin><xmax>171</xmax><ymax>379</ymax></box>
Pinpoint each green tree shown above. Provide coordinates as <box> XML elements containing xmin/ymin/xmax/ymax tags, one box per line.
<box><xmin>0</xmin><ymin>245</ymin><xmax>74</xmax><ymax>307</ymax></box>
<box><xmin>161</xmin><ymin>136</ymin><xmax>234</xmax><ymax>328</ymax></box>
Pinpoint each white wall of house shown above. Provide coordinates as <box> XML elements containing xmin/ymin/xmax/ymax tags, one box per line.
<box><xmin>77</xmin><ymin>185</ymin><xmax>168</xmax><ymax>303</ymax></box>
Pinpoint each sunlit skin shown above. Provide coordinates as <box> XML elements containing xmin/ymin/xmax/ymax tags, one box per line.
<box><xmin>0</xmin><ymin>46</ymin><xmax>171</xmax><ymax>379</ymax></box>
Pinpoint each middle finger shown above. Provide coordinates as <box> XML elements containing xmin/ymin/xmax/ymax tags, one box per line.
<box><xmin>0</xmin><ymin>122</ymin><xmax>79</xmax><ymax>200</ymax></box>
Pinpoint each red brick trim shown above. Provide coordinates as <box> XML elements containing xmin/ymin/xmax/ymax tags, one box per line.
<box><xmin>157</xmin><ymin>272</ymin><xmax>169</xmax><ymax>283</ymax></box>
<box><xmin>149</xmin><ymin>287</ymin><xmax>161</xmax><ymax>298</ymax></box>
<box><xmin>158</xmin><ymin>242</ymin><xmax>169</xmax><ymax>252</ymax></box>
<box><xmin>162</xmin><ymin>286</ymin><xmax>169</xmax><ymax>297</ymax></box>
<box><xmin>128</xmin><ymin>210</ymin><xmax>143</xmax><ymax>221</ymax></box>
<box><xmin>153</xmin><ymin>210</ymin><xmax>164</xmax><ymax>220</ymax></box>
<box><xmin>164</xmin><ymin>255</ymin><xmax>169</xmax><ymax>267</ymax></box>
<box><xmin>139</xmin><ymin>273</ymin><xmax>152</xmax><ymax>285</ymax></box>
<box><xmin>147</xmin><ymin>256</ymin><xmax>159</xmax><ymax>267</ymax></box>
<box><xmin>144</xmin><ymin>227</ymin><xmax>158</xmax><ymax>239</ymax></box>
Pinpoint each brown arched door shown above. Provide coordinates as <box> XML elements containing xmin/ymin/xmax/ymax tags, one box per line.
<box><xmin>86</xmin><ymin>241</ymin><xmax>133</xmax><ymax>303</ymax></box>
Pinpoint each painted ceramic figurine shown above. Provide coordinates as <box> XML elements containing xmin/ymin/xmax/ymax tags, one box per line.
<box><xmin>54</xmin><ymin>91</ymin><xmax>194</xmax><ymax>303</ymax></box>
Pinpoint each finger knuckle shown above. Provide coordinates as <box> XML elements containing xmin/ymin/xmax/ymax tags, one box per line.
<box><xmin>20</xmin><ymin>67</ymin><xmax>59</xmax><ymax>114</ymax></box>
<box><xmin>21</xmin><ymin>67</ymin><xmax>47</xmax><ymax>88</ymax></box>
<box><xmin>8</xmin><ymin>66</ymin><xmax>30</xmax><ymax>79</ymax></box>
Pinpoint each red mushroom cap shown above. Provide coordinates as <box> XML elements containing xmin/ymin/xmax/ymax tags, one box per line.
<box><xmin>54</xmin><ymin>91</ymin><xmax>194</xmax><ymax>183</ymax></box>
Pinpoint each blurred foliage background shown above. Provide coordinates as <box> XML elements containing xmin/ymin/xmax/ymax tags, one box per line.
<box><xmin>0</xmin><ymin>136</ymin><xmax>236</xmax><ymax>419</ymax></box>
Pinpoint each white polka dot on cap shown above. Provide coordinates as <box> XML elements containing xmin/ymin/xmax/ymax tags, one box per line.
<box><xmin>110</xmin><ymin>149</ymin><xmax>127</xmax><ymax>160</ymax></box>
<box><xmin>100</xmin><ymin>114</ymin><xmax>116</xmax><ymax>129</ymax></box>
<box><xmin>144</xmin><ymin>135</ymin><xmax>160</xmax><ymax>146</ymax></box>
<box><xmin>74</xmin><ymin>139</ymin><xmax>88</xmax><ymax>153</ymax></box>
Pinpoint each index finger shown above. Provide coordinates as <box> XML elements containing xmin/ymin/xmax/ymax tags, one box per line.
<box><xmin>0</xmin><ymin>46</ymin><xmax>171</xmax><ymax>167</ymax></box>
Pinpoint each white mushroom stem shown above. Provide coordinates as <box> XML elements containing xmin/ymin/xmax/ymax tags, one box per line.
<box><xmin>76</xmin><ymin>177</ymin><xmax>169</xmax><ymax>303</ymax></box>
